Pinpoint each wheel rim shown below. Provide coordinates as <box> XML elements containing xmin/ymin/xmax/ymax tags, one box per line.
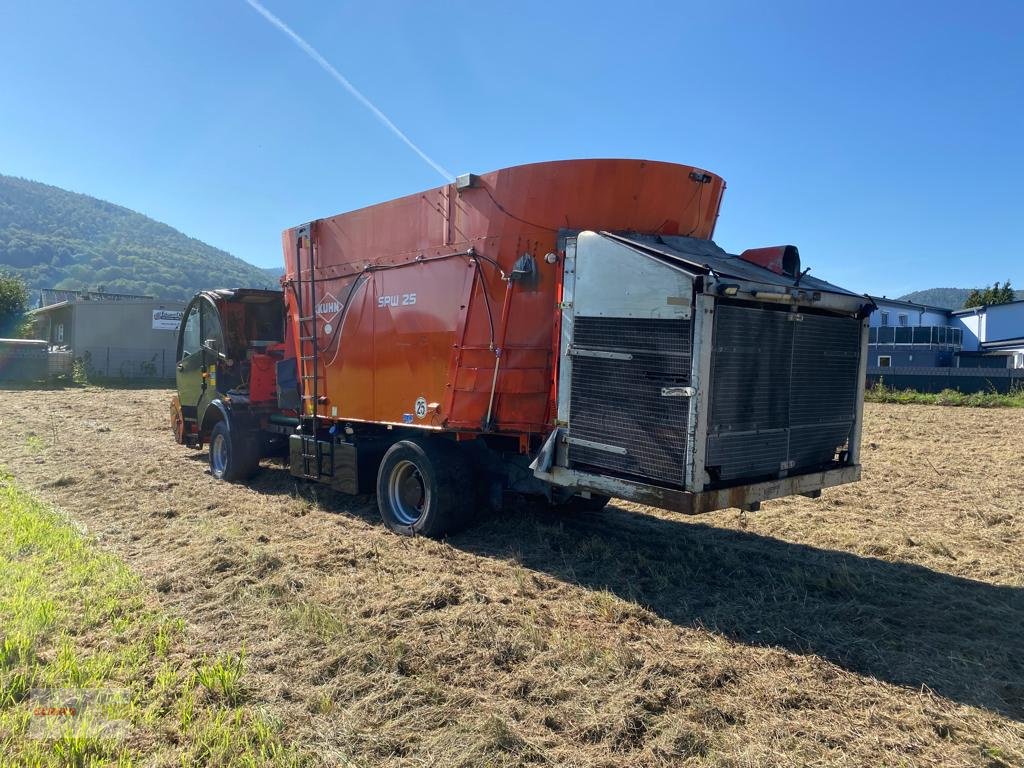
<box><xmin>211</xmin><ymin>432</ymin><xmax>228</xmax><ymax>476</ymax></box>
<box><xmin>387</xmin><ymin>459</ymin><xmax>427</xmax><ymax>526</ymax></box>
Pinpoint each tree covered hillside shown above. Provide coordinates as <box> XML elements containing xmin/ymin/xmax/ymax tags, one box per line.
<box><xmin>0</xmin><ymin>174</ymin><xmax>278</xmax><ymax>300</ymax></box>
<box><xmin>899</xmin><ymin>287</ymin><xmax>1024</xmax><ymax>309</ymax></box>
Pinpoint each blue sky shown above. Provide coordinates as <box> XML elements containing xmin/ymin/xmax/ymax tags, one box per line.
<box><xmin>1</xmin><ymin>1</ymin><xmax>1021</xmax><ymax>297</ymax></box>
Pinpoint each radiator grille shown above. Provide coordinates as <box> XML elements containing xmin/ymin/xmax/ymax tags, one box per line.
<box><xmin>568</xmin><ymin>317</ymin><xmax>691</xmax><ymax>484</ymax></box>
<box><xmin>706</xmin><ymin>304</ymin><xmax>860</xmax><ymax>483</ymax></box>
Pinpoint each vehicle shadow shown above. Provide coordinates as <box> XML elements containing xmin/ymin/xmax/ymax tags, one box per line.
<box><xmin>234</xmin><ymin>461</ymin><xmax>1024</xmax><ymax>720</ymax></box>
<box><xmin>454</xmin><ymin>501</ymin><xmax>1024</xmax><ymax>722</ymax></box>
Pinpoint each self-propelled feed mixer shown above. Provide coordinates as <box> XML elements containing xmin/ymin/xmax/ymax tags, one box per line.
<box><xmin>170</xmin><ymin>159</ymin><xmax>872</xmax><ymax>536</ymax></box>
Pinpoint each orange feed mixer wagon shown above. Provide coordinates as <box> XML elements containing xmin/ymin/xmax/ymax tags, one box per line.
<box><xmin>171</xmin><ymin>159</ymin><xmax>872</xmax><ymax>537</ymax></box>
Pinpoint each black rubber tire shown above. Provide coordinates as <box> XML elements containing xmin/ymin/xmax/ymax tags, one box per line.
<box><xmin>376</xmin><ymin>439</ymin><xmax>475</xmax><ymax>537</ymax></box>
<box><xmin>208</xmin><ymin>420</ymin><xmax>261</xmax><ymax>482</ymax></box>
<box><xmin>552</xmin><ymin>492</ymin><xmax>611</xmax><ymax>513</ymax></box>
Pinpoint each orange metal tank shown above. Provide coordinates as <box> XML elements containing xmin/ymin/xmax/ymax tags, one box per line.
<box><xmin>281</xmin><ymin>159</ymin><xmax>725</xmax><ymax>439</ymax></box>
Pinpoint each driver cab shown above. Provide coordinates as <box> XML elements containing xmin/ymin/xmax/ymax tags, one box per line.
<box><xmin>173</xmin><ymin>289</ymin><xmax>285</xmax><ymax>444</ymax></box>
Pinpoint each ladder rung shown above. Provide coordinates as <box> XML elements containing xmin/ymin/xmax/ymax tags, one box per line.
<box><xmin>299</xmin><ymin>336</ymin><xmax>315</xmax><ymax>341</ymax></box>
<box><xmin>298</xmin><ymin>315</ymin><xmax>315</xmax><ymax>322</ymax></box>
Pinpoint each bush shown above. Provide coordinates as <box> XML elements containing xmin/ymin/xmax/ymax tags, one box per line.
<box><xmin>0</xmin><ymin>272</ymin><xmax>29</xmax><ymax>338</ymax></box>
<box><xmin>865</xmin><ymin>380</ymin><xmax>1024</xmax><ymax>408</ymax></box>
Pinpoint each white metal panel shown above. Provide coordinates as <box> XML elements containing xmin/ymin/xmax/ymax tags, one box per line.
<box><xmin>555</xmin><ymin>238</ymin><xmax>577</xmax><ymax>426</ymax></box>
<box><xmin>686</xmin><ymin>293</ymin><xmax>715</xmax><ymax>490</ymax></box>
<box><xmin>573</xmin><ymin>231</ymin><xmax>692</xmax><ymax>319</ymax></box>
<box><xmin>847</xmin><ymin>317</ymin><xmax>870</xmax><ymax>466</ymax></box>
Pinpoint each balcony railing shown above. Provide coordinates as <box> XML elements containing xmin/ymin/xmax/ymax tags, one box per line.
<box><xmin>869</xmin><ymin>325</ymin><xmax>962</xmax><ymax>346</ymax></box>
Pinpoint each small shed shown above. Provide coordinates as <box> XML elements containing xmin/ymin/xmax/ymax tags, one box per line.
<box><xmin>0</xmin><ymin>338</ymin><xmax>49</xmax><ymax>381</ymax></box>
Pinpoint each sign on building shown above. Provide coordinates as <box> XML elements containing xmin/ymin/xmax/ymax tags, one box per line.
<box><xmin>152</xmin><ymin>309</ymin><xmax>184</xmax><ymax>331</ymax></box>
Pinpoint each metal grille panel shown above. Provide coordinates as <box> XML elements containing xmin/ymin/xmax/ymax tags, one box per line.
<box><xmin>568</xmin><ymin>317</ymin><xmax>691</xmax><ymax>484</ymax></box>
<box><xmin>707</xmin><ymin>304</ymin><xmax>860</xmax><ymax>483</ymax></box>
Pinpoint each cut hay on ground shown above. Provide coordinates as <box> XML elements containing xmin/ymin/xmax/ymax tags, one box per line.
<box><xmin>1</xmin><ymin>387</ymin><xmax>1021</xmax><ymax>766</ymax></box>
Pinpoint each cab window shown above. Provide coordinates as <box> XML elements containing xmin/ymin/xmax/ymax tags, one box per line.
<box><xmin>201</xmin><ymin>300</ymin><xmax>223</xmax><ymax>349</ymax></box>
<box><xmin>181</xmin><ymin>304</ymin><xmax>201</xmax><ymax>359</ymax></box>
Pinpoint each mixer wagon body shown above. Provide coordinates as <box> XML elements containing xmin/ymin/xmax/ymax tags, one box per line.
<box><xmin>171</xmin><ymin>159</ymin><xmax>871</xmax><ymax>536</ymax></box>
<box><xmin>281</xmin><ymin>159</ymin><xmax>725</xmax><ymax>435</ymax></box>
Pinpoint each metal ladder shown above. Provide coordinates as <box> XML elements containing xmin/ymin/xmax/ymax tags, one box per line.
<box><xmin>294</xmin><ymin>223</ymin><xmax>329</xmax><ymax>479</ymax></box>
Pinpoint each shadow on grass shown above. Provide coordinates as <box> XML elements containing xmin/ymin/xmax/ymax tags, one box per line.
<box><xmin>217</xmin><ymin>459</ymin><xmax>1024</xmax><ymax>720</ymax></box>
<box><xmin>456</xmin><ymin>502</ymin><xmax>1024</xmax><ymax>722</ymax></box>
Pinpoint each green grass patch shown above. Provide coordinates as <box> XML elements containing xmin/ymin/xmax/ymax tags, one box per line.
<box><xmin>865</xmin><ymin>380</ymin><xmax>1024</xmax><ymax>407</ymax></box>
<box><xmin>0</xmin><ymin>469</ymin><xmax>309</xmax><ymax>767</ymax></box>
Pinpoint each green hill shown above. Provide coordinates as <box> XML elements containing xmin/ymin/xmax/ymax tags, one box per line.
<box><xmin>0</xmin><ymin>174</ymin><xmax>278</xmax><ymax>301</ymax></box>
<box><xmin>898</xmin><ymin>287</ymin><xmax>1024</xmax><ymax>309</ymax></box>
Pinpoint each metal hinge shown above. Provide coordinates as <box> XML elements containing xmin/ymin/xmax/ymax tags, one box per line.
<box><xmin>661</xmin><ymin>386</ymin><xmax>696</xmax><ymax>397</ymax></box>
<box><xmin>568</xmin><ymin>346</ymin><xmax>633</xmax><ymax>361</ymax></box>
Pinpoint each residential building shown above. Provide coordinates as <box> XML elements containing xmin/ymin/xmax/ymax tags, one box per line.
<box><xmin>868</xmin><ymin>296</ymin><xmax>1024</xmax><ymax>371</ymax></box>
<box><xmin>952</xmin><ymin>300</ymin><xmax>1024</xmax><ymax>369</ymax></box>
<box><xmin>867</xmin><ymin>297</ymin><xmax>962</xmax><ymax>368</ymax></box>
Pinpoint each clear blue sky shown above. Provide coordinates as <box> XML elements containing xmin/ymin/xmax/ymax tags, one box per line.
<box><xmin>1</xmin><ymin>1</ymin><xmax>1021</xmax><ymax>297</ymax></box>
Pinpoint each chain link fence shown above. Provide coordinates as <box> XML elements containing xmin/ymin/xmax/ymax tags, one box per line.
<box><xmin>867</xmin><ymin>366</ymin><xmax>1024</xmax><ymax>394</ymax></box>
<box><xmin>78</xmin><ymin>347</ymin><xmax>175</xmax><ymax>381</ymax></box>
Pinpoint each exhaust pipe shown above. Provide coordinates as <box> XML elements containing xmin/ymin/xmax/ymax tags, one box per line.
<box><xmin>738</xmin><ymin>245</ymin><xmax>800</xmax><ymax>278</ymax></box>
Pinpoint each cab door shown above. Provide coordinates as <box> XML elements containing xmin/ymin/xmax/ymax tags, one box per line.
<box><xmin>176</xmin><ymin>296</ymin><xmax>225</xmax><ymax>429</ymax></box>
<box><xmin>176</xmin><ymin>300</ymin><xmax>204</xmax><ymax>423</ymax></box>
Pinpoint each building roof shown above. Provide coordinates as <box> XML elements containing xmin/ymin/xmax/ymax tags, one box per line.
<box><xmin>29</xmin><ymin>298</ymin><xmax>185</xmax><ymax>316</ymax></box>
<box><xmin>866</xmin><ymin>295</ymin><xmax>952</xmax><ymax>314</ymax></box>
<box><xmin>951</xmin><ymin>299</ymin><xmax>1024</xmax><ymax>315</ymax></box>
<box><xmin>980</xmin><ymin>337</ymin><xmax>1024</xmax><ymax>351</ymax></box>
<box><xmin>37</xmin><ymin>287</ymin><xmax>153</xmax><ymax>309</ymax></box>
<box><xmin>28</xmin><ymin>301</ymin><xmax>72</xmax><ymax>315</ymax></box>
<box><xmin>0</xmin><ymin>338</ymin><xmax>48</xmax><ymax>347</ymax></box>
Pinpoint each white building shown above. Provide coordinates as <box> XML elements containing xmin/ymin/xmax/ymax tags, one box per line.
<box><xmin>952</xmin><ymin>300</ymin><xmax>1024</xmax><ymax>369</ymax></box>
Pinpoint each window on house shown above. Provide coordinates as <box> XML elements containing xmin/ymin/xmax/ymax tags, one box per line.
<box><xmin>55</xmin><ymin>323</ymin><xmax>64</xmax><ymax>343</ymax></box>
<box><xmin>898</xmin><ymin>314</ymin><xmax>909</xmax><ymax>327</ymax></box>
<box><xmin>877</xmin><ymin>355</ymin><xmax>892</xmax><ymax>367</ymax></box>
<box><xmin>880</xmin><ymin>311</ymin><xmax>889</xmax><ymax>326</ymax></box>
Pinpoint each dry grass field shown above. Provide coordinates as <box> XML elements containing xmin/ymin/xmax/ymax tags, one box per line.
<box><xmin>1</xmin><ymin>386</ymin><xmax>1022</xmax><ymax>767</ymax></box>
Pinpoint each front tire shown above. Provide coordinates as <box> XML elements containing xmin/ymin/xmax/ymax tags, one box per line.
<box><xmin>208</xmin><ymin>420</ymin><xmax>261</xmax><ymax>482</ymax></box>
<box><xmin>376</xmin><ymin>439</ymin><xmax>474</xmax><ymax>537</ymax></box>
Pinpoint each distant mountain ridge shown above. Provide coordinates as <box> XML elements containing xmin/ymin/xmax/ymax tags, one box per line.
<box><xmin>261</xmin><ymin>266</ymin><xmax>285</xmax><ymax>281</ymax></box>
<box><xmin>0</xmin><ymin>174</ymin><xmax>278</xmax><ymax>301</ymax></box>
<box><xmin>897</xmin><ymin>287</ymin><xmax>1024</xmax><ymax>310</ymax></box>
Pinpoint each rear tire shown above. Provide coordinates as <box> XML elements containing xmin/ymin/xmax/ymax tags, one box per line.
<box><xmin>376</xmin><ymin>439</ymin><xmax>474</xmax><ymax>537</ymax></box>
<box><xmin>208</xmin><ymin>420</ymin><xmax>261</xmax><ymax>482</ymax></box>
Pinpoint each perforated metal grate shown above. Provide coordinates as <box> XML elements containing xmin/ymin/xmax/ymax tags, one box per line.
<box><xmin>568</xmin><ymin>317</ymin><xmax>691</xmax><ymax>484</ymax></box>
<box><xmin>706</xmin><ymin>304</ymin><xmax>860</xmax><ymax>483</ymax></box>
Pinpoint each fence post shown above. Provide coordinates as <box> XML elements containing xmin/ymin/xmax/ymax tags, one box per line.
<box><xmin>106</xmin><ymin>347</ymin><xmax>110</xmax><ymax>377</ymax></box>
